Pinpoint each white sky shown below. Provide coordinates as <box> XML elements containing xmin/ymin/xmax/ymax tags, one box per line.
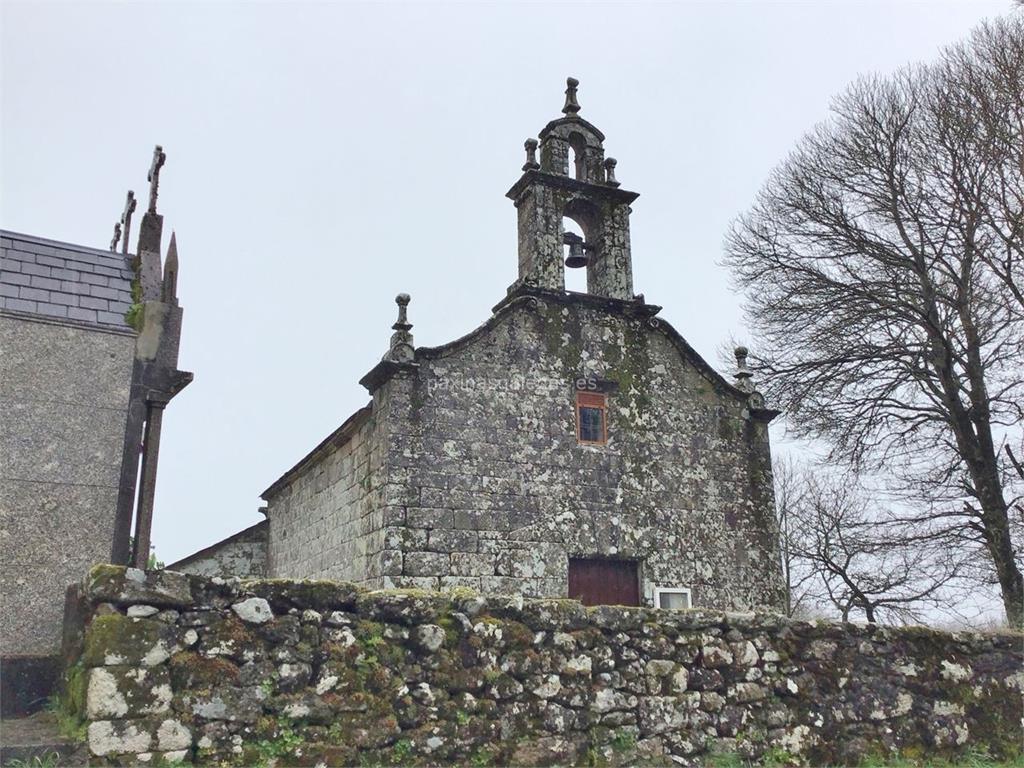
<box><xmin>1</xmin><ymin>1</ymin><xmax>1014</xmax><ymax>569</ymax></box>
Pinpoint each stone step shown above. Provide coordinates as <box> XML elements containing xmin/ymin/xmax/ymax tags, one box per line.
<box><xmin>0</xmin><ymin>713</ymin><xmax>87</xmax><ymax>766</ymax></box>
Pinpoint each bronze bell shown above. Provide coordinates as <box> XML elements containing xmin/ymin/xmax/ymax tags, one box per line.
<box><xmin>564</xmin><ymin>232</ymin><xmax>588</xmax><ymax>268</ymax></box>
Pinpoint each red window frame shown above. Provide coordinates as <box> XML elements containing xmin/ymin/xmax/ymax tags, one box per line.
<box><xmin>576</xmin><ymin>391</ymin><xmax>607</xmax><ymax>445</ymax></box>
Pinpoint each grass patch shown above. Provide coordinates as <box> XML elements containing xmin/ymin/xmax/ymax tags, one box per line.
<box><xmin>46</xmin><ymin>686</ymin><xmax>86</xmax><ymax>745</ymax></box>
<box><xmin>2</xmin><ymin>754</ymin><xmax>61</xmax><ymax>768</ymax></box>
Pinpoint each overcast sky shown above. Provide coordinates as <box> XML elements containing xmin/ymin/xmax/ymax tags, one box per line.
<box><xmin>1</xmin><ymin>1</ymin><xmax>1014</xmax><ymax>568</ymax></box>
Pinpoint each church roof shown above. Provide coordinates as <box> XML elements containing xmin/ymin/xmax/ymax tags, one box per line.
<box><xmin>0</xmin><ymin>229</ymin><xmax>136</xmax><ymax>331</ymax></box>
<box><xmin>261</xmin><ymin>404</ymin><xmax>373</xmax><ymax>500</ymax></box>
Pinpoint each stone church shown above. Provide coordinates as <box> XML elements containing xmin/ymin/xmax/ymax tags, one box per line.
<box><xmin>177</xmin><ymin>79</ymin><xmax>784</xmax><ymax>612</ymax></box>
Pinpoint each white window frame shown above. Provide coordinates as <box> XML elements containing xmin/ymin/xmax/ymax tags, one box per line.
<box><xmin>653</xmin><ymin>585</ymin><xmax>692</xmax><ymax>610</ymax></box>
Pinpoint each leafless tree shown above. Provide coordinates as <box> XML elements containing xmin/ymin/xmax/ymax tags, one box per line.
<box><xmin>726</xmin><ymin>18</ymin><xmax>1024</xmax><ymax>626</ymax></box>
<box><xmin>777</xmin><ymin>460</ymin><xmax>967</xmax><ymax>624</ymax></box>
<box><xmin>772</xmin><ymin>456</ymin><xmax>815</xmax><ymax>618</ymax></box>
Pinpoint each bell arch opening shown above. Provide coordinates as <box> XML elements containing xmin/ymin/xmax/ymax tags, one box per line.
<box><xmin>562</xmin><ymin>218</ymin><xmax>587</xmax><ymax>293</ymax></box>
<box><xmin>568</xmin><ymin>132</ymin><xmax>587</xmax><ymax>181</ymax></box>
<box><xmin>562</xmin><ymin>199</ymin><xmax>603</xmax><ymax>294</ymax></box>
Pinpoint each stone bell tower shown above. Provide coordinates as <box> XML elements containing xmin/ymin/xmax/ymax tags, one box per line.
<box><xmin>506</xmin><ymin>77</ymin><xmax>640</xmax><ymax>301</ymax></box>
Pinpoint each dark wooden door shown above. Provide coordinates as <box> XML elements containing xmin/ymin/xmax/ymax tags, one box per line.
<box><xmin>568</xmin><ymin>558</ymin><xmax>640</xmax><ymax>606</ymax></box>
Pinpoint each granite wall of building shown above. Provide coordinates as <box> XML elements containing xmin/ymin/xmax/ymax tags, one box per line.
<box><xmin>264</xmin><ymin>401</ymin><xmax>396</xmax><ymax>587</ymax></box>
<box><xmin>0</xmin><ymin>314</ymin><xmax>135</xmax><ymax>657</ymax></box>
<box><xmin>169</xmin><ymin>521</ymin><xmax>269</xmax><ymax>580</ymax></box>
<box><xmin>62</xmin><ymin>566</ymin><xmax>1024</xmax><ymax>766</ymax></box>
<box><xmin>380</xmin><ymin>292</ymin><xmax>780</xmax><ymax>609</ymax></box>
<box><xmin>262</xmin><ymin>292</ymin><xmax>781</xmax><ymax>610</ymax></box>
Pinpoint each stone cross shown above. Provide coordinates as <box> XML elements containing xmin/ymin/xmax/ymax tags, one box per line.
<box><xmin>110</xmin><ymin>222</ymin><xmax>122</xmax><ymax>253</ymax></box>
<box><xmin>147</xmin><ymin>145</ymin><xmax>166</xmax><ymax>214</ymax></box>
<box><xmin>120</xmin><ymin>190</ymin><xmax>137</xmax><ymax>255</ymax></box>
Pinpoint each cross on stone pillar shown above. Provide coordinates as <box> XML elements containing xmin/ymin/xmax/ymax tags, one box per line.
<box><xmin>147</xmin><ymin>145</ymin><xmax>166</xmax><ymax>214</ymax></box>
<box><xmin>120</xmin><ymin>190</ymin><xmax>137</xmax><ymax>255</ymax></box>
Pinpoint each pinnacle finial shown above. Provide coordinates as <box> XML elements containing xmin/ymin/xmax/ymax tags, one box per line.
<box><xmin>523</xmin><ymin>138</ymin><xmax>540</xmax><ymax>171</ymax></box>
<box><xmin>385</xmin><ymin>293</ymin><xmax>415</xmax><ymax>363</ymax></box>
<box><xmin>393</xmin><ymin>293</ymin><xmax>412</xmax><ymax>331</ymax></box>
<box><xmin>603</xmin><ymin>157</ymin><xmax>619</xmax><ymax>188</ymax></box>
<box><xmin>734</xmin><ymin>346</ymin><xmax>754</xmax><ymax>392</ymax></box>
<box><xmin>162</xmin><ymin>231</ymin><xmax>179</xmax><ymax>304</ymax></box>
<box><xmin>562</xmin><ymin>77</ymin><xmax>581</xmax><ymax>115</ymax></box>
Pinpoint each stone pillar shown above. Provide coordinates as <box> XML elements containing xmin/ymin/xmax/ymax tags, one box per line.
<box><xmin>513</xmin><ymin>185</ymin><xmax>566</xmax><ymax>292</ymax></box>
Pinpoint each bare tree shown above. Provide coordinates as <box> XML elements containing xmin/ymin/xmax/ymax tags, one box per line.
<box><xmin>725</xmin><ymin>18</ymin><xmax>1024</xmax><ymax>626</ymax></box>
<box><xmin>779</xmin><ymin>462</ymin><xmax>967</xmax><ymax>624</ymax></box>
<box><xmin>772</xmin><ymin>456</ymin><xmax>815</xmax><ymax>618</ymax></box>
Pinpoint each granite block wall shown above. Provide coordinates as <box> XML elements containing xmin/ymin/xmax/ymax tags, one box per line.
<box><xmin>265</xmin><ymin>400</ymin><xmax>393</xmax><ymax>587</ymax></box>
<box><xmin>0</xmin><ymin>314</ymin><xmax>134</xmax><ymax>657</ymax></box>
<box><xmin>263</xmin><ymin>295</ymin><xmax>782</xmax><ymax>611</ymax></box>
<box><xmin>63</xmin><ymin>566</ymin><xmax>1023</xmax><ymax>766</ymax></box>
<box><xmin>382</xmin><ymin>295</ymin><xmax>781</xmax><ymax>609</ymax></box>
<box><xmin>170</xmin><ymin>521</ymin><xmax>268</xmax><ymax>580</ymax></box>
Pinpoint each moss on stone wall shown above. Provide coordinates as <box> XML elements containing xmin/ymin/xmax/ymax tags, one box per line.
<box><xmin>65</xmin><ymin>567</ymin><xmax>1023</xmax><ymax>767</ymax></box>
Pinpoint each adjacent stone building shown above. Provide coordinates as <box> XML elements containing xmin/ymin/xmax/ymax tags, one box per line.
<box><xmin>1</xmin><ymin>233</ymin><xmax>138</xmax><ymax>712</ymax></box>
<box><xmin>0</xmin><ymin>150</ymin><xmax>191</xmax><ymax>713</ymax></box>
<box><xmin>183</xmin><ymin>80</ymin><xmax>784</xmax><ymax>612</ymax></box>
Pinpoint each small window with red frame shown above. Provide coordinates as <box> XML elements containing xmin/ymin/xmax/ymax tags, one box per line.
<box><xmin>576</xmin><ymin>391</ymin><xmax>607</xmax><ymax>445</ymax></box>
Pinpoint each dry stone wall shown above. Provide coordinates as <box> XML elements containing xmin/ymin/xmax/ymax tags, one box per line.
<box><xmin>62</xmin><ymin>566</ymin><xmax>1022</xmax><ymax>767</ymax></box>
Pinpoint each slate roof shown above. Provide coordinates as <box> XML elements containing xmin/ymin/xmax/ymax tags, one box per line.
<box><xmin>0</xmin><ymin>230</ymin><xmax>136</xmax><ymax>331</ymax></box>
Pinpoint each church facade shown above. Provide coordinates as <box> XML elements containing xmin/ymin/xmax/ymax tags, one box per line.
<box><xmin>242</xmin><ymin>79</ymin><xmax>784</xmax><ymax>611</ymax></box>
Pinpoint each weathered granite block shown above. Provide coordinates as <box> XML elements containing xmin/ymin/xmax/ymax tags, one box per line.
<box><xmin>404</xmin><ymin>551</ymin><xmax>450</xmax><ymax>577</ymax></box>
<box><xmin>86</xmin><ymin>665</ymin><xmax>172</xmax><ymax>718</ymax></box>
<box><xmin>450</xmin><ymin>553</ymin><xmax>496</xmax><ymax>577</ymax></box>
<box><xmin>427</xmin><ymin>529</ymin><xmax>478</xmax><ymax>553</ymax></box>
<box><xmin>407</xmin><ymin>507</ymin><xmax>453</xmax><ymax>529</ymax></box>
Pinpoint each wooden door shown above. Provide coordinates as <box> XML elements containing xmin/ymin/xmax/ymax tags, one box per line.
<box><xmin>568</xmin><ymin>558</ymin><xmax>640</xmax><ymax>606</ymax></box>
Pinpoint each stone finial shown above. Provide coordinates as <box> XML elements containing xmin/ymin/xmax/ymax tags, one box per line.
<box><xmin>147</xmin><ymin>145</ymin><xmax>167</xmax><ymax>214</ymax></box>
<box><xmin>523</xmin><ymin>139</ymin><xmax>540</xmax><ymax>171</ymax></box>
<box><xmin>393</xmin><ymin>292</ymin><xmax>412</xmax><ymax>331</ymax></box>
<box><xmin>562</xmin><ymin>77</ymin><xmax>581</xmax><ymax>115</ymax></box>
<box><xmin>734</xmin><ymin>345</ymin><xmax>754</xmax><ymax>392</ymax></box>
<box><xmin>110</xmin><ymin>222</ymin><xmax>122</xmax><ymax>252</ymax></box>
<box><xmin>385</xmin><ymin>293</ymin><xmax>415</xmax><ymax>363</ymax></box>
<box><xmin>162</xmin><ymin>232</ymin><xmax>179</xmax><ymax>304</ymax></box>
<box><xmin>120</xmin><ymin>190</ymin><xmax>137</xmax><ymax>255</ymax></box>
<box><xmin>603</xmin><ymin>158</ymin><xmax>620</xmax><ymax>188</ymax></box>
